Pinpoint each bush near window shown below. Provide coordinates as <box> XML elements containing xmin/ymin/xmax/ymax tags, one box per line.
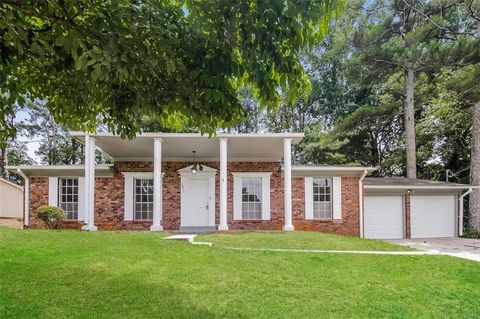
<box><xmin>36</xmin><ymin>206</ymin><xmax>66</xmax><ymax>229</ymax></box>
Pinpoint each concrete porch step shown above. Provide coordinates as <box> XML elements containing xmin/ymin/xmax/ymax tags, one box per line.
<box><xmin>178</xmin><ymin>226</ymin><xmax>216</xmax><ymax>233</ymax></box>
<box><xmin>163</xmin><ymin>234</ymin><xmax>212</xmax><ymax>247</ymax></box>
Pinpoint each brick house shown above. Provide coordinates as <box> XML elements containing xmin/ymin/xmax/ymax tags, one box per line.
<box><xmin>7</xmin><ymin>132</ymin><xmax>475</xmax><ymax>239</ymax></box>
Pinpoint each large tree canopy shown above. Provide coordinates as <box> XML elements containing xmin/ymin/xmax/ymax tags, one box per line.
<box><xmin>0</xmin><ymin>0</ymin><xmax>343</xmax><ymax>139</ymax></box>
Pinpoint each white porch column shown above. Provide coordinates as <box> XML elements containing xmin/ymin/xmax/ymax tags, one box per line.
<box><xmin>151</xmin><ymin>138</ymin><xmax>163</xmax><ymax>231</ymax></box>
<box><xmin>218</xmin><ymin>138</ymin><xmax>228</xmax><ymax>230</ymax></box>
<box><xmin>283</xmin><ymin>138</ymin><xmax>294</xmax><ymax>231</ymax></box>
<box><xmin>82</xmin><ymin>134</ymin><xmax>97</xmax><ymax>231</ymax></box>
<box><xmin>17</xmin><ymin>169</ymin><xmax>29</xmax><ymax>227</ymax></box>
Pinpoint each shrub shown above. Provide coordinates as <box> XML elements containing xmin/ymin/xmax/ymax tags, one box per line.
<box><xmin>465</xmin><ymin>228</ymin><xmax>480</xmax><ymax>239</ymax></box>
<box><xmin>36</xmin><ymin>206</ymin><xmax>66</xmax><ymax>229</ymax></box>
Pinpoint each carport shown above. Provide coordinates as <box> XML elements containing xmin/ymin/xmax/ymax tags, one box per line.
<box><xmin>363</xmin><ymin>178</ymin><xmax>475</xmax><ymax>240</ymax></box>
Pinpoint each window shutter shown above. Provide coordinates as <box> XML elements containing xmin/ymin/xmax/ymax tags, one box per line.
<box><xmin>304</xmin><ymin>177</ymin><xmax>313</xmax><ymax>220</ymax></box>
<box><xmin>261</xmin><ymin>175</ymin><xmax>271</xmax><ymax>220</ymax></box>
<box><xmin>48</xmin><ymin>177</ymin><xmax>58</xmax><ymax>207</ymax></box>
<box><xmin>233</xmin><ymin>176</ymin><xmax>242</xmax><ymax>220</ymax></box>
<box><xmin>124</xmin><ymin>175</ymin><xmax>134</xmax><ymax>221</ymax></box>
<box><xmin>77</xmin><ymin>177</ymin><xmax>85</xmax><ymax>221</ymax></box>
<box><xmin>333</xmin><ymin>177</ymin><xmax>342</xmax><ymax>220</ymax></box>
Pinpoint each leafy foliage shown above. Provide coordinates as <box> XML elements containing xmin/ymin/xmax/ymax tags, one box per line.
<box><xmin>1</xmin><ymin>0</ymin><xmax>343</xmax><ymax>140</ymax></box>
<box><xmin>36</xmin><ymin>205</ymin><xmax>66</xmax><ymax>229</ymax></box>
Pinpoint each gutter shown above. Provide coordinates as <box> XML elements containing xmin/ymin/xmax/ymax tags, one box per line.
<box><xmin>459</xmin><ymin>188</ymin><xmax>473</xmax><ymax>237</ymax></box>
<box><xmin>16</xmin><ymin>169</ymin><xmax>29</xmax><ymax>228</ymax></box>
<box><xmin>359</xmin><ymin>170</ymin><xmax>368</xmax><ymax>238</ymax></box>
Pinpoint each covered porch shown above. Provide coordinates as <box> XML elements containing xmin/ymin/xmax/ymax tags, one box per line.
<box><xmin>70</xmin><ymin>132</ymin><xmax>304</xmax><ymax>232</ymax></box>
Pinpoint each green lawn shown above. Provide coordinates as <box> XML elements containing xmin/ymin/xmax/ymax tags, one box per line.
<box><xmin>199</xmin><ymin>231</ymin><xmax>415</xmax><ymax>251</ymax></box>
<box><xmin>1</xmin><ymin>228</ymin><xmax>479</xmax><ymax>318</ymax></box>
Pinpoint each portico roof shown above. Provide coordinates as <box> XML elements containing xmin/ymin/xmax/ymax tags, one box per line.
<box><xmin>70</xmin><ymin>132</ymin><xmax>304</xmax><ymax>162</ymax></box>
<box><xmin>290</xmin><ymin>165</ymin><xmax>376</xmax><ymax>177</ymax></box>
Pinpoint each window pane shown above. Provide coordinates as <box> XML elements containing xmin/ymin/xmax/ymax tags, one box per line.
<box><xmin>134</xmin><ymin>178</ymin><xmax>154</xmax><ymax>220</ymax></box>
<box><xmin>312</xmin><ymin>178</ymin><xmax>333</xmax><ymax>219</ymax></box>
<box><xmin>58</xmin><ymin>178</ymin><xmax>79</xmax><ymax>220</ymax></box>
<box><xmin>240</xmin><ymin>178</ymin><xmax>263</xmax><ymax>220</ymax></box>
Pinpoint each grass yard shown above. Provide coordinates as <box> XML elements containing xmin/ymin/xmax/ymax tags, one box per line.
<box><xmin>198</xmin><ymin>231</ymin><xmax>416</xmax><ymax>251</ymax></box>
<box><xmin>1</xmin><ymin>228</ymin><xmax>479</xmax><ymax>318</ymax></box>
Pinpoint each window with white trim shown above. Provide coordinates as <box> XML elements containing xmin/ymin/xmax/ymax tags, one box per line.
<box><xmin>58</xmin><ymin>178</ymin><xmax>79</xmax><ymax>220</ymax></box>
<box><xmin>313</xmin><ymin>178</ymin><xmax>333</xmax><ymax>219</ymax></box>
<box><xmin>233</xmin><ymin>172</ymin><xmax>271</xmax><ymax>221</ymax></box>
<box><xmin>134</xmin><ymin>178</ymin><xmax>154</xmax><ymax>220</ymax></box>
<box><xmin>241</xmin><ymin>177</ymin><xmax>262</xmax><ymax>220</ymax></box>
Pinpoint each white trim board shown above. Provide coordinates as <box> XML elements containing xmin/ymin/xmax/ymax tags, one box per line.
<box><xmin>232</xmin><ymin>172</ymin><xmax>271</xmax><ymax>221</ymax></box>
<box><xmin>122</xmin><ymin>172</ymin><xmax>158</xmax><ymax>221</ymax></box>
<box><xmin>304</xmin><ymin>176</ymin><xmax>342</xmax><ymax>220</ymax></box>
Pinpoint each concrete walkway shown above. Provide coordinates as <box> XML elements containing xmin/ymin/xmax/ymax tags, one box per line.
<box><xmin>163</xmin><ymin>235</ymin><xmax>480</xmax><ymax>262</ymax></box>
<box><xmin>387</xmin><ymin>238</ymin><xmax>480</xmax><ymax>262</ymax></box>
<box><xmin>223</xmin><ymin>247</ymin><xmax>480</xmax><ymax>262</ymax></box>
<box><xmin>226</xmin><ymin>247</ymin><xmax>435</xmax><ymax>255</ymax></box>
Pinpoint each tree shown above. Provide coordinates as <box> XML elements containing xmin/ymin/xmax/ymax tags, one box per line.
<box><xmin>234</xmin><ymin>88</ymin><xmax>265</xmax><ymax>133</ymax></box>
<box><xmin>0</xmin><ymin>102</ymin><xmax>35</xmax><ymax>181</ymax></box>
<box><xmin>19</xmin><ymin>100</ymin><xmax>82</xmax><ymax>165</ymax></box>
<box><xmin>1</xmin><ymin>0</ymin><xmax>343</xmax><ymax>141</ymax></box>
<box><xmin>348</xmin><ymin>0</ymin><xmax>468</xmax><ymax>178</ymax></box>
<box><xmin>443</xmin><ymin>65</ymin><xmax>480</xmax><ymax>230</ymax></box>
<box><xmin>430</xmin><ymin>1</ymin><xmax>480</xmax><ymax>230</ymax></box>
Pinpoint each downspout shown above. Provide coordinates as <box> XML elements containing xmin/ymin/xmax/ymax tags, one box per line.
<box><xmin>16</xmin><ymin>169</ymin><xmax>29</xmax><ymax>228</ymax></box>
<box><xmin>359</xmin><ymin>170</ymin><xmax>368</xmax><ymax>238</ymax></box>
<box><xmin>459</xmin><ymin>188</ymin><xmax>473</xmax><ymax>237</ymax></box>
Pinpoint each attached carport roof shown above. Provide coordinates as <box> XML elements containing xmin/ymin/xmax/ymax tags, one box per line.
<box><xmin>290</xmin><ymin>166</ymin><xmax>376</xmax><ymax>177</ymax></box>
<box><xmin>6</xmin><ymin>165</ymin><xmax>114</xmax><ymax>177</ymax></box>
<box><xmin>364</xmin><ymin>177</ymin><xmax>476</xmax><ymax>190</ymax></box>
<box><xmin>70</xmin><ymin>132</ymin><xmax>304</xmax><ymax>162</ymax></box>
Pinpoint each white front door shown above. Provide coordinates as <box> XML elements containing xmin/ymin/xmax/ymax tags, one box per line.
<box><xmin>183</xmin><ymin>178</ymin><xmax>210</xmax><ymax>226</ymax></box>
<box><xmin>180</xmin><ymin>175</ymin><xmax>216</xmax><ymax>227</ymax></box>
<box><xmin>179</xmin><ymin>165</ymin><xmax>217</xmax><ymax>228</ymax></box>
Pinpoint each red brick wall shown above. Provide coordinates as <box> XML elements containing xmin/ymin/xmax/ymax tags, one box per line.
<box><xmin>405</xmin><ymin>193</ymin><xmax>411</xmax><ymax>239</ymax></box>
<box><xmin>27</xmin><ymin>162</ymin><xmax>362</xmax><ymax>236</ymax></box>
<box><xmin>28</xmin><ymin>177</ymin><xmax>82</xmax><ymax>229</ymax></box>
<box><xmin>292</xmin><ymin>176</ymin><xmax>360</xmax><ymax>236</ymax></box>
<box><xmin>28</xmin><ymin>177</ymin><xmax>49</xmax><ymax>228</ymax></box>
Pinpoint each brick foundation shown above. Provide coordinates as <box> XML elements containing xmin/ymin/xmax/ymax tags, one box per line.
<box><xmin>27</xmin><ymin>161</ymin><xmax>362</xmax><ymax>236</ymax></box>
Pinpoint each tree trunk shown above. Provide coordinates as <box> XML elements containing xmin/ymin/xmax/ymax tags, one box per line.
<box><xmin>0</xmin><ymin>146</ymin><xmax>5</xmax><ymax>179</ymax></box>
<box><xmin>4</xmin><ymin>146</ymin><xmax>9</xmax><ymax>180</ymax></box>
<box><xmin>404</xmin><ymin>65</ymin><xmax>417</xmax><ymax>178</ymax></box>
<box><xmin>469</xmin><ymin>101</ymin><xmax>480</xmax><ymax>230</ymax></box>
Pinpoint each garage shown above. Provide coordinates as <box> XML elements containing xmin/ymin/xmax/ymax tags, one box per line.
<box><xmin>410</xmin><ymin>195</ymin><xmax>456</xmax><ymax>238</ymax></box>
<box><xmin>364</xmin><ymin>178</ymin><xmax>473</xmax><ymax>239</ymax></box>
<box><xmin>364</xmin><ymin>195</ymin><xmax>404</xmax><ymax>239</ymax></box>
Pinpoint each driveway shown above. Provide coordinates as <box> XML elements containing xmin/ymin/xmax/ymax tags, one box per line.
<box><xmin>387</xmin><ymin>238</ymin><xmax>480</xmax><ymax>262</ymax></box>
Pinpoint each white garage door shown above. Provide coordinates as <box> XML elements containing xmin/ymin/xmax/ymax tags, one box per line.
<box><xmin>411</xmin><ymin>196</ymin><xmax>456</xmax><ymax>238</ymax></box>
<box><xmin>364</xmin><ymin>196</ymin><xmax>404</xmax><ymax>239</ymax></box>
